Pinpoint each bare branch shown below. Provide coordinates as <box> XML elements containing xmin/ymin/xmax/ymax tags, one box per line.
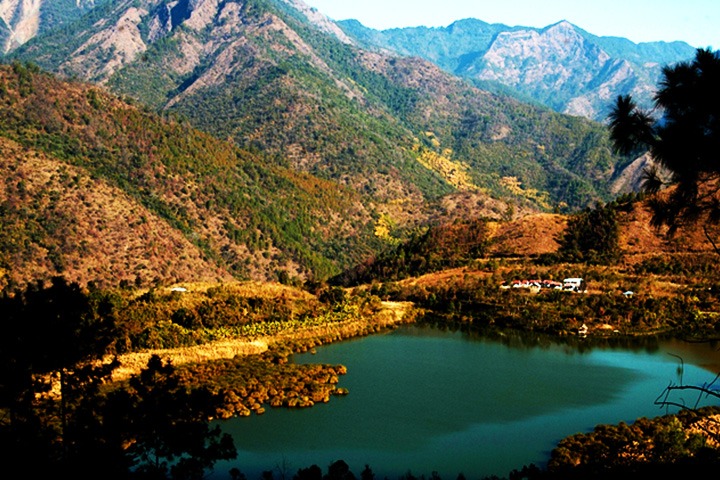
<box><xmin>703</xmin><ymin>225</ymin><xmax>720</xmax><ymax>256</ymax></box>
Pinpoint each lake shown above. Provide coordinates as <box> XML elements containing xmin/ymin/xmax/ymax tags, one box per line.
<box><xmin>211</xmin><ymin>325</ymin><xmax>720</xmax><ymax>479</ymax></box>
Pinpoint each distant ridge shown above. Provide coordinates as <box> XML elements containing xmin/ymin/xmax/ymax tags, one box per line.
<box><xmin>338</xmin><ymin>17</ymin><xmax>696</xmax><ymax>121</ymax></box>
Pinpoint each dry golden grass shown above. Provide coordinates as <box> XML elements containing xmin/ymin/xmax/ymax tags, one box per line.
<box><xmin>487</xmin><ymin>213</ymin><xmax>567</xmax><ymax>257</ymax></box>
<box><xmin>397</xmin><ymin>267</ymin><xmax>487</xmax><ymax>288</ymax></box>
<box><xmin>618</xmin><ymin>200</ymin><xmax>719</xmax><ymax>257</ymax></box>
<box><xmin>197</xmin><ymin>280</ymin><xmax>314</xmax><ymax>299</ymax></box>
<box><xmin>484</xmin><ymin>204</ymin><xmax>717</xmax><ymax>262</ymax></box>
<box><xmin>688</xmin><ymin>415</ymin><xmax>720</xmax><ymax>448</ymax></box>
<box><xmin>111</xmin><ymin>339</ymin><xmax>269</xmax><ymax>382</ymax></box>
<box><xmin>109</xmin><ymin>300</ymin><xmax>415</xmax><ymax>382</ymax></box>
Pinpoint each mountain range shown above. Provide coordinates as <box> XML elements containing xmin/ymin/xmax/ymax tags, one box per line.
<box><xmin>0</xmin><ymin>61</ymin><xmax>383</xmax><ymax>289</ymax></box>
<box><xmin>1</xmin><ymin>0</ymin><xmax>696</xmax><ymax>121</ymax></box>
<box><xmin>340</xmin><ymin>18</ymin><xmax>696</xmax><ymax>122</ymax></box>
<box><xmin>0</xmin><ymin>0</ymin><xmax>700</xmax><ymax>290</ymax></box>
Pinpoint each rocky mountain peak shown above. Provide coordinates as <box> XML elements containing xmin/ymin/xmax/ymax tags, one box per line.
<box><xmin>474</xmin><ymin>21</ymin><xmax>623</xmax><ymax>115</ymax></box>
<box><xmin>544</xmin><ymin>20</ymin><xmax>577</xmax><ymax>36</ymax></box>
<box><xmin>338</xmin><ymin>15</ymin><xmax>694</xmax><ymax>122</ymax></box>
<box><xmin>281</xmin><ymin>0</ymin><xmax>354</xmax><ymax>45</ymax></box>
<box><xmin>481</xmin><ymin>20</ymin><xmax>607</xmax><ymax>80</ymax></box>
<box><xmin>147</xmin><ymin>0</ymin><xmax>225</xmax><ymax>42</ymax></box>
<box><xmin>63</xmin><ymin>4</ymin><xmax>148</xmax><ymax>83</ymax></box>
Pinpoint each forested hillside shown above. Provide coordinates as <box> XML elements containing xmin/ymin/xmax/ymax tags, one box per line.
<box><xmin>3</xmin><ymin>0</ymin><xmax>681</xmax><ymax>292</ymax></box>
<box><xmin>0</xmin><ymin>0</ymin><xmax>99</xmax><ymax>53</ymax></box>
<box><xmin>8</xmin><ymin>0</ymin><xmax>630</xmax><ymax>214</ymax></box>
<box><xmin>331</xmin><ymin>190</ymin><xmax>720</xmax><ymax>289</ymax></box>
<box><xmin>0</xmin><ymin>63</ymin><xmax>381</xmax><ymax>290</ymax></box>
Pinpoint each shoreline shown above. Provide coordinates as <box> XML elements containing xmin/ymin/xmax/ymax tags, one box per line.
<box><xmin>110</xmin><ymin>301</ymin><xmax>416</xmax><ymax>381</ymax></box>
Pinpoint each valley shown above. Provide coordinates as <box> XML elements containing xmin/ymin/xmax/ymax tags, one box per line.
<box><xmin>0</xmin><ymin>1</ymin><xmax>718</xmax><ymax>479</ymax></box>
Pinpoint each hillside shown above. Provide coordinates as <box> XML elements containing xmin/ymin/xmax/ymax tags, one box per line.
<box><xmin>3</xmin><ymin>0</ymin><xmax>707</xmax><ymax>292</ymax></box>
<box><xmin>332</xmin><ymin>191</ymin><xmax>720</xmax><ymax>289</ymax></box>
<box><xmin>7</xmin><ymin>0</ymin><xmax>630</xmax><ymax>214</ymax></box>
<box><xmin>486</xmin><ymin>213</ymin><xmax>567</xmax><ymax>257</ymax></box>
<box><xmin>488</xmin><ymin>195</ymin><xmax>719</xmax><ymax>262</ymax></box>
<box><xmin>0</xmin><ymin>62</ymin><xmax>713</xmax><ymax>293</ymax></box>
<box><xmin>0</xmin><ymin>63</ymin><xmax>382</xmax><ymax>290</ymax></box>
<box><xmin>0</xmin><ymin>2</ymin><xmax>697</xmax><ymax>123</ymax></box>
<box><xmin>0</xmin><ymin>58</ymin><xmax>627</xmax><ymax>292</ymax></box>
<box><xmin>0</xmin><ymin>136</ymin><xmax>232</xmax><ymax>289</ymax></box>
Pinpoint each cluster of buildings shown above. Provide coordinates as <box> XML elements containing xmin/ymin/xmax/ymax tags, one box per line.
<box><xmin>500</xmin><ymin>277</ymin><xmax>586</xmax><ymax>293</ymax></box>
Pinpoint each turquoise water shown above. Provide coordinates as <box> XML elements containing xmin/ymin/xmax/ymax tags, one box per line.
<box><xmin>211</xmin><ymin>326</ymin><xmax>720</xmax><ymax>479</ymax></box>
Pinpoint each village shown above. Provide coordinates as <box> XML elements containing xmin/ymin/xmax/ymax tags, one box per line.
<box><xmin>500</xmin><ymin>277</ymin><xmax>587</xmax><ymax>293</ymax></box>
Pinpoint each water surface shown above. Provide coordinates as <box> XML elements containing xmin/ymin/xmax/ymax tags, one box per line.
<box><xmin>213</xmin><ymin>326</ymin><xmax>720</xmax><ymax>479</ymax></box>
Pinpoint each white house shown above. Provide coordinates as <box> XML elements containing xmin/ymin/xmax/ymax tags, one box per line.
<box><xmin>563</xmin><ymin>278</ymin><xmax>585</xmax><ymax>292</ymax></box>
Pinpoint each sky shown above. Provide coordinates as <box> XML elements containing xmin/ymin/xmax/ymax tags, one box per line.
<box><xmin>302</xmin><ymin>0</ymin><xmax>719</xmax><ymax>50</ymax></box>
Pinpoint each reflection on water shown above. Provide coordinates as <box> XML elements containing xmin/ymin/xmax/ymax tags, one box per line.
<box><xmin>211</xmin><ymin>325</ymin><xmax>720</xmax><ymax>480</ymax></box>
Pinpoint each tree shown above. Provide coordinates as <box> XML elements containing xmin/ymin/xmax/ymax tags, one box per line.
<box><xmin>609</xmin><ymin>53</ymin><xmax>720</xmax><ymax>471</ymax></box>
<box><xmin>295</xmin><ymin>464</ymin><xmax>323</xmax><ymax>480</ymax></box>
<box><xmin>0</xmin><ymin>277</ymin><xmax>119</xmax><ymax>476</ymax></box>
<box><xmin>360</xmin><ymin>465</ymin><xmax>375</xmax><ymax>480</ymax></box>
<box><xmin>324</xmin><ymin>460</ymin><xmax>356</xmax><ymax>480</ymax></box>
<box><xmin>608</xmin><ymin>48</ymin><xmax>720</xmax><ymax>251</ymax></box>
<box><xmin>557</xmin><ymin>202</ymin><xmax>620</xmax><ymax>264</ymax></box>
<box><xmin>0</xmin><ymin>279</ymin><xmax>235</xmax><ymax>479</ymax></box>
<box><xmin>653</xmin><ymin>354</ymin><xmax>720</xmax><ymax>450</ymax></box>
<box><xmin>110</xmin><ymin>355</ymin><xmax>237</xmax><ymax>479</ymax></box>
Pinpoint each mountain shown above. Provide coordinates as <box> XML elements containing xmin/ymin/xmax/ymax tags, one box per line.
<box><xmin>8</xmin><ymin>0</ymin><xmax>628</xmax><ymax>211</ymax></box>
<box><xmin>0</xmin><ymin>62</ymin><xmax>382</xmax><ymax>290</ymax></box>
<box><xmin>331</xmin><ymin>192</ymin><xmax>720</xmax><ymax>288</ymax></box>
<box><xmin>0</xmin><ymin>0</ymin><xmax>99</xmax><ymax>54</ymax></box>
<box><xmin>338</xmin><ymin>18</ymin><xmax>697</xmax><ymax>122</ymax></box>
<box><xmin>0</xmin><ymin>134</ymin><xmax>233</xmax><ymax>289</ymax></box>
<box><xmin>0</xmin><ymin>2</ymin><xmax>696</xmax><ymax>122</ymax></box>
<box><xmin>0</xmin><ymin>0</ymin><xmax>660</xmax><ymax>290</ymax></box>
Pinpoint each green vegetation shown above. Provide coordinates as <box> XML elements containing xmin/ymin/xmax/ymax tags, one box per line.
<box><xmin>0</xmin><ymin>275</ymin><xmax>411</xmax><ymax>479</ymax></box>
<box><xmin>36</xmin><ymin>0</ymin><xmax>99</xmax><ymax>34</ymax></box>
<box><xmin>555</xmin><ymin>201</ymin><xmax>621</xmax><ymax>265</ymax></box>
<box><xmin>0</xmin><ymin>277</ymin><xmax>235</xmax><ymax>479</ymax></box>
<box><xmin>338</xmin><ymin>16</ymin><xmax>696</xmax><ymax>123</ymax></box>
<box><xmin>332</xmin><ymin>218</ymin><xmax>491</xmax><ymax>286</ymax></box>
<box><xmin>0</xmin><ymin>55</ymin><xmax>629</xmax><ymax>290</ymax></box>
<box><xmin>103</xmin><ymin>282</ymin><xmax>389</xmax><ymax>352</ymax></box>
<box><xmin>546</xmin><ymin>407</ymin><xmax>720</xmax><ymax>479</ymax></box>
<box><xmin>0</xmin><ymin>8</ymin><xmax>718</xmax><ymax>480</ymax></box>
<box><xmin>0</xmin><ymin>62</ymin><xmax>382</xmax><ymax>286</ymax></box>
<box><xmin>369</xmin><ymin>258</ymin><xmax>720</xmax><ymax>339</ymax></box>
<box><xmin>9</xmin><ymin>0</ymin><xmax>628</xmax><ymax>214</ymax></box>
<box><xmin>2</xmin><ymin>269</ymin><xmax>718</xmax><ymax>479</ymax></box>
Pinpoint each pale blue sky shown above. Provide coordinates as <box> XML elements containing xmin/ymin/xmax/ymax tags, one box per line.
<box><xmin>302</xmin><ymin>0</ymin><xmax>718</xmax><ymax>50</ymax></box>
